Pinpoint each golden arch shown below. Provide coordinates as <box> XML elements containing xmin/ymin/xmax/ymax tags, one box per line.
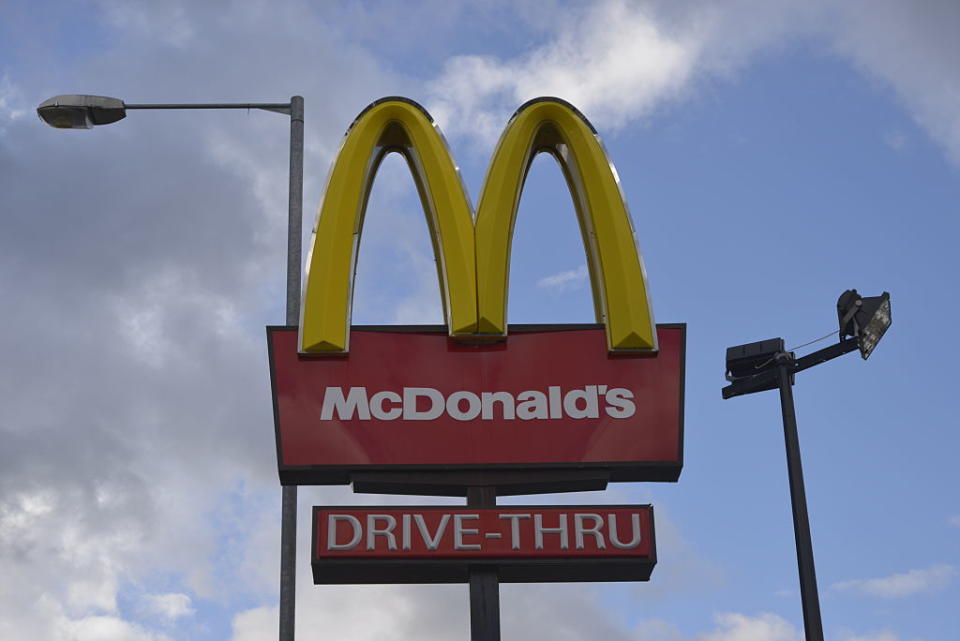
<box><xmin>300</xmin><ymin>97</ymin><xmax>656</xmax><ymax>354</ymax></box>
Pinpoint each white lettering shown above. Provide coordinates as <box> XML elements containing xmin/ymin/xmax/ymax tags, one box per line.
<box><xmin>320</xmin><ymin>387</ymin><xmax>370</xmax><ymax>420</ymax></box>
<box><xmin>317</xmin><ymin>386</ymin><xmax>639</xmax><ymax>422</ymax></box>
<box><xmin>413</xmin><ymin>514</ymin><xmax>450</xmax><ymax>550</ymax></box>
<box><xmin>370</xmin><ymin>390</ymin><xmax>402</xmax><ymax>420</ymax></box>
<box><xmin>563</xmin><ymin>386</ymin><xmax>599</xmax><ymax>419</ymax></box>
<box><xmin>516</xmin><ymin>391</ymin><xmax>548</xmax><ymax>420</ymax></box>
<box><xmin>327</xmin><ymin>514</ymin><xmax>362</xmax><ymax>550</ymax></box>
<box><xmin>481</xmin><ymin>391</ymin><xmax>515</xmax><ymax>420</ymax></box>
<box><xmin>446</xmin><ymin>391</ymin><xmax>481</xmax><ymax>421</ymax></box>
<box><xmin>608</xmin><ymin>513</ymin><xmax>642</xmax><ymax>549</ymax></box>
<box><xmin>366</xmin><ymin>514</ymin><xmax>397</xmax><ymax>551</ymax></box>
<box><xmin>499</xmin><ymin>513</ymin><xmax>531</xmax><ymax>550</ymax></box>
<box><xmin>604</xmin><ymin>388</ymin><xmax>636</xmax><ymax>419</ymax></box>
<box><xmin>402</xmin><ymin>387</ymin><xmax>445</xmax><ymax>420</ymax></box>
<box><xmin>574</xmin><ymin>513</ymin><xmax>606</xmax><ymax>550</ymax></box>
<box><xmin>453</xmin><ymin>514</ymin><xmax>480</xmax><ymax>550</ymax></box>
<box><xmin>547</xmin><ymin>386</ymin><xmax>563</xmax><ymax>419</ymax></box>
<box><xmin>401</xmin><ymin>513</ymin><xmax>411</xmax><ymax>550</ymax></box>
<box><xmin>534</xmin><ymin>513</ymin><xmax>569</xmax><ymax>550</ymax></box>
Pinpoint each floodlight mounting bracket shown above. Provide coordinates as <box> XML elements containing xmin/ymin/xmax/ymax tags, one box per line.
<box><xmin>722</xmin><ymin>337</ymin><xmax>859</xmax><ymax>399</ymax></box>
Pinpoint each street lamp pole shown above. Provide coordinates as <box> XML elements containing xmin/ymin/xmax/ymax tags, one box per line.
<box><xmin>280</xmin><ymin>95</ymin><xmax>304</xmax><ymax>641</ymax></box>
<box><xmin>38</xmin><ymin>94</ymin><xmax>305</xmax><ymax>641</ymax></box>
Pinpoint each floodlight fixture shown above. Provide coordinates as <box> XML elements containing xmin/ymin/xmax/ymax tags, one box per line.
<box><xmin>37</xmin><ymin>94</ymin><xmax>126</xmax><ymax>129</ymax></box>
<box><xmin>837</xmin><ymin>290</ymin><xmax>891</xmax><ymax>360</ymax></box>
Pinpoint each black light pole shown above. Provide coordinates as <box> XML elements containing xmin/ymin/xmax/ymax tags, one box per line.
<box><xmin>38</xmin><ymin>94</ymin><xmax>304</xmax><ymax>641</ymax></box>
<box><xmin>722</xmin><ymin>290</ymin><xmax>891</xmax><ymax>641</ymax></box>
<box><xmin>775</xmin><ymin>350</ymin><xmax>823</xmax><ymax>641</ymax></box>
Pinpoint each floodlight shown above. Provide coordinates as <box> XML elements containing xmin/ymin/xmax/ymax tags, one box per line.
<box><xmin>837</xmin><ymin>290</ymin><xmax>892</xmax><ymax>360</ymax></box>
<box><xmin>37</xmin><ymin>95</ymin><xmax>126</xmax><ymax>129</ymax></box>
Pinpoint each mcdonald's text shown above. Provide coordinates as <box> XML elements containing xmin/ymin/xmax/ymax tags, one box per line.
<box><xmin>318</xmin><ymin>384</ymin><xmax>637</xmax><ymax>422</ymax></box>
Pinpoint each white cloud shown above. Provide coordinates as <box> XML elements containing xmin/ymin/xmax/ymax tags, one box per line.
<box><xmin>230</xmin><ymin>605</ymin><xmax>277</xmax><ymax>641</ymax></box>
<box><xmin>632</xmin><ymin>613</ymin><xmax>921</xmax><ymax>641</ymax></box>
<box><xmin>140</xmin><ymin>593</ymin><xmax>194</xmax><ymax>622</ymax></box>
<box><xmin>634</xmin><ymin>612</ymin><xmax>924</xmax><ymax>641</ymax></box>
<box><xmin>883</xmin><ymin>130</ymin><xmax>908</xmax><ymax>151</ymax></box>
<box><xmin>230</xmin><ymin>585</ymin><xmax>467</xmax><ymax>641</ymax></box>
<box><xmin>634</xmin><ymin>612</ymin><xmax>801</xmax><ymax>641</ymax></box>
<box><xmin>388</xmin><ymin>238</ymin><xmax>445</xmax><ymax>325</ymax></box>
<box><xmin>634</xmin><ymin>618</ymin><xmax>686</xmax><ymax>641</ymax></box>
<box><xmin>828</xmin><ymin>0</ymin><xmax>960</xmax><ymax>164</ymax></box>
<box><xmin>695</xmin><ymin>612</ymin><xmax>800</xmax><ymax>641</ymax></box>
<box><xmin>66</xmin><ymin>578</ymin><xmax>120</xmax><ymax>615</ymax></box>
<box><xmin>842</xmin><ymin>631</ymin><xmax>918</xmax><ymax>641</ymax></box>
<box><xmin>538</xmin><ymin>264</ymin><xmax>589</xmax><ymax>292</ymax></box>
<box><xmin>427</xmin><ymin>1</ymin><xmax>701</xmax><ymax>145</ymax></box>
<box><xmin>832</xmin><ymin>564</ymin><xmax>957</xmax><ymax>598</ymax></box>
<box><xmin>58</xmin><ymin>615</ymin><xmax>171</xmax><ymax>641</ymax></box>
<box><xmin>424</xmin><ymin>0</ymin><xmax>960</xmax><ymax>165</ymax></box>
<box><xmin>948</xmin><ymin>514</ymin><xmax>960</xmax><ymax>528</ymax></box>
<box><xmin>0</xmin><ymin>75</ymin><xmax>27</xmax><ymax>130</ymax></box>
<box><xmin>95</xmin><ymin>1</ymin><xmax>196</xmax><ymax>48</ymax></box>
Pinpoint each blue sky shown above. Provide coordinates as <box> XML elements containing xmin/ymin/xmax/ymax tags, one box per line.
<box><xmin>1</xmin><ymin>2</ymin><xmax>958</xmax><ymax>640</ymax></box>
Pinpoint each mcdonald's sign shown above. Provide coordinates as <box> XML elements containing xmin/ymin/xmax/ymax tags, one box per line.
<box><xmin>267</xmin><ymin>97</ymin><xmax>684</xmax><ymax>486</ymax></box>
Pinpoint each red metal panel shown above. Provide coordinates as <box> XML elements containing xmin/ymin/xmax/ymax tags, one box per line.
<box><xmin>311</xmin><ymin>505</ymin><xmax>656</xmax><ymax>584</ymax></box>
<box><xmin>268</xmin><ymin>326</ymin><xmax>684</xmax><ymax>484</ymax></box>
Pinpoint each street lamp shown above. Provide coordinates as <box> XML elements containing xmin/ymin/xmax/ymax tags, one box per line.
<box><xmin>38</xmin><ymin>93</ymin><xmax>304</xmax><ymax>641</ymax></box>
<box><xmin>722</xmin><ymin>289</ymin><xmax>891</xmax><ymax>641</ymax></box>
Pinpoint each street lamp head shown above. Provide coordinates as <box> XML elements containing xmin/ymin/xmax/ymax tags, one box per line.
<box><xmin>837</xmin><ymin>290</ymin><xmax>891</xmax><ymax>360</ymax></box>
<box><xmin>37</xmin><ymin>94</ymin><xmax>126</xmax><ymax>129</ymax></box>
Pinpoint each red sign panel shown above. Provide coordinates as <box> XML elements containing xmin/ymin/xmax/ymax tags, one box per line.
<box><xmin>268</xmin><ymin>325</ymin><xmax>684</xmax><ymax>485</ymax></box>
<box><xmin>312</xmin><ymin>505</ymin><xmax>656</xmax><ymax>584</ymax></box>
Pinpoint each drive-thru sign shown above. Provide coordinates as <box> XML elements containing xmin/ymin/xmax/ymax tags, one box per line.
<box><xmin>312</xmin><ymin>506</ymin><xmax>655</xmax><ymax>584</ymax></box>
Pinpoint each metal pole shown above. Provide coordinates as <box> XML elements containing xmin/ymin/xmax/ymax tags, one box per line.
<box><xmin>466</xmin><ymin>486</ymin><xmax>500</xmax><ymax>641</ymax></box>
<box><xmin>279</xmin><ymin>95</ymin><xmax>304</xmax><ymax>641</ymax></box>
<box><xmin>775</xmin><ymin>356</ymin><xmax>824</xmax><ymax>641</ymax></box>
<box><xmin>285</xmin><ymin>96</ymin><xmax>304</xmax><ymax>326</ymax></box>
<box><xmin>126</xmin><ymin>102</ymin><xmax>292</xmax><ymax>113</ymax></box>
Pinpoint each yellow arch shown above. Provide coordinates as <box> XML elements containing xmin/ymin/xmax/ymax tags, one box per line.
<box><xmin>299</xmin><ymin>98</ymin><xmax>478</xmax><ymax>353</ymax></box>
<box><xmin>300</xmin><ymin>97</ymin><xmax>656</xmax><ymax>354</ymax></box>
<box><xmin>474</xmin><ymin>98</ymin><xmax>657</xmax><ymax>352</ymax></box>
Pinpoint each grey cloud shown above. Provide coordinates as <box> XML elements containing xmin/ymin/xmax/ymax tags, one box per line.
<box><xmin>0</xmin><ymin>0</ymin><xmax>401</xmax><ymax>636</ymax></box>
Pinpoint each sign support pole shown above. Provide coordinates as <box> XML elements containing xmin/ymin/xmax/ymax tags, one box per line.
<box><xmin>279</xmin><ymin>95</ymin><xmax>304</xmax><ymax>641</ymax></box>
<box><xmin>467</xmin><ymin>486</ymin><xmax>500</xmax><ymax>641</ymax></box>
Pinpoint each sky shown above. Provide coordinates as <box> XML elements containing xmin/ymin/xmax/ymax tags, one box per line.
<box><xmin>1</xmin><ymin>1</ymin><xmax>958</xmax><ymax>640</ymax></box>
